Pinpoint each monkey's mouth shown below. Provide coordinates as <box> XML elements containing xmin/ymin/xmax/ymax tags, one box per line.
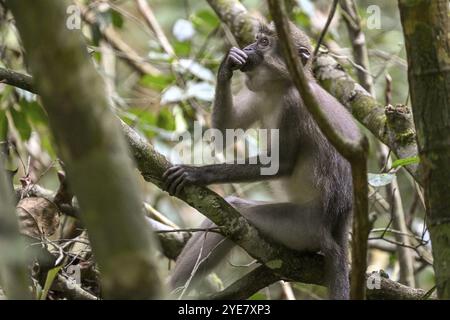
<box><xmin>240</xmin><ymin>54</ymin><xmax>262</xmax><ymax>72</ymax></box>
<box><xmin>241</xmin><ymin>60</ymin><xmax>256</xmax><ymax>72</ymax></box>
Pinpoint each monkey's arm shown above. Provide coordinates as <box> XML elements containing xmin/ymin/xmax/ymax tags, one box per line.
<box><xmin>310</xmin><ymin>82</ymin><xmax>362</xmax><ymax>142</ymax></box>
<box><xmin>163</xmin><ymin>151</ymin><xmax>297</xmax><ymax>196</ymax></box>
<box><xmin>212</xmin><ymin>48</ymin><xmax>258</xmax><ymax>130</ymax></box>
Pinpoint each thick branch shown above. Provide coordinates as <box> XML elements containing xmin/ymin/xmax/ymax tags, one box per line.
<box><xmin>210</xmin><ymin>269</ymin><xmax>433</xmax><ymax>300</ymax></box>
<box><xmin>120</xmin><ymin>120</ymin><xmax>326</xmax><ymax>285</ymax></box>
<box><xmin>7</xmin><ymin>0</ymin><xmax>165</xmax><ymax>299</ymax></box>
<box><xmin>0</xmin><ymin>158</ymin><xmax>30</xmax><ymax>299</ymax></box>
<box><xmin>206</xmin><ymin>0</ymin><xmax>258</xmax><ymax>47</ymax></box>
<box><xmin>314</xmin><ymin>54</ymin><xmax>419</xmax><ymax>180</ymax></box>
<box><xmin>208</xmin><ymin>266</ymin><xmax>279</xmax><ymax>300</ymax></box>
<box><xmin>399</xmin><ymin>0</ymin><xmax>450</xmax><ymax>299</ymax></box>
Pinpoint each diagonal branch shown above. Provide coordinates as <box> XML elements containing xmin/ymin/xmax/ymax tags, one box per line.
<box><xmin>76</xmin><ymin>1</ymin><xmax>161</xmax><ymax>76</ymax></box>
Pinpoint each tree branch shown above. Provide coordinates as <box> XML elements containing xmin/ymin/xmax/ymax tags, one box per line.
<box><xmin>7</xmin><ymin>0</ymin><xmax>165</xmax><ymax>299</ymax></box>
<box><xmin>0</xmin><ymin>157</ymin><xmax>31</xmax><ymax>299</ymax></box>
<box><xmin>0</xmin><ymin>68</ymin><xmax>35</xmax><ymax>94</ymax></box>
<box><xmin>135</xmin><ymin>0</ymin><xmax>175</xmax><ymax>57</ymax></box>
<box><xmin>338</xmin><ymin>0</ymin><xmax>374</xmax><ymax>94</ymax></box>
<box><xmin>314</xmin><ymin>53</ymin><xmax>419</xmax><ymax>181</ymax></box>
<box><xmin>77</xmin><ymin>0</ymin><xmax>161</xmax><ymax>76</ymax></box>
<box><xmin>206</xmin><ymin>0</ymin><xmax>258</xmax><ymax>47</ymax></box>
<box><xmin>399</xmin><ymin>0</ymin><xmax>450</xmax><ymax>299</ymax></box>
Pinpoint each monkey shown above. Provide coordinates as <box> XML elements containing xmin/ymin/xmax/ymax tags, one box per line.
<box><xmin>163</xmin><ymin>22</ymin><xmax>362</xmax><ymax>300</ymax></box>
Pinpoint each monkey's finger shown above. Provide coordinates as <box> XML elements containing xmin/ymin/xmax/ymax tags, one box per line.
<box><xmin>163</xmin><ymin>165</ymin><xmax>183</xmax><ymax>179</ymax></box>
<box><xmin>230</xmin><ymin>47</ymin><xmax>248</xmax><ymax>59</ymax></box>
<box><xmin>229</xmin><ymin>53</ymin><xmax>245</xmax><ymax>65</ymax></box>
<box><xmin>229</xmin><ymin>51</ymin><xmax>244</xmax><ymax>62</ymax></box>
<box><xmin>174</xmin><ymin>178</ymin><xmax>188</xmax><ymax>197</ymax></box>
<box><xmin>169</xmin><ymin>173</ymin><xmax>188</xmax><ymax>196</ymax></box>
<box><xmin>163</xmin><ymin>167</ymin><xmax>184</xmax><ymax>191</ymax></box>
<box><xmin>231</xmin><ymin>47</ymin><xmax>248</xmax><ymax>59</ymax></box>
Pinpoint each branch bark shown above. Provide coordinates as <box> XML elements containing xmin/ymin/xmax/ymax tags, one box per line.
<box><xmin>399</xmin><ymin>0</ymin><xmax>450</xmax><ymax>299</ymax></box>
<box><xmin>339</xmin><ymin>0</ymin><xmax>415</xmax><ymax>288</ymax></box>
<box><xmin>313</xmin><ymin>54</ymin><xmax>419</xmax><ymax>180</ymax></box>
<box><xmin>338</xmin><ymin>0</ymin><xmax>374</xmax><ymax>95</ymax></box>
<box><xmin>0</xmin><ymin>68</ymin><xmax>34</xmax><ymax>94</ymax></box>
<box><xmin>0</xmin><ymin>158</ymin><xmax>30</xmax><ymax>299</ymax></box>
<box><xmin>135</xmin><ymin>0</ymin><xmax>175</xmax><ymax>57</ymax></box>
<box><xmin>206</xmin><ymin>0</ymin><xmax>258</xmax><ymax>47</ymax></box>
<box><xmin>7</xmin><ymin>0</ymin><xmax>165</xmax><ymax>299</ymax></box>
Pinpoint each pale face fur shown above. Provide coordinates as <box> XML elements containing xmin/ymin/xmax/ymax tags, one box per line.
<box><xmin>243</xmin><ymin>22</ymin><xmax>312</xmax><ymax>92</ymax></box>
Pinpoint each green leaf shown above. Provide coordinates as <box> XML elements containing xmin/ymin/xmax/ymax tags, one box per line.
<box><xmin>111</xmin><ymin>10</ymin><xmax>124</xmax><ymax>29</ymax></box>
<box><xmin>0</xmin><ymin>109</ymin><xmax>8</xmax><ymax>142</ymax></box>
<box><xmin>9</xmin><ymin>106</ymin><xmax>32</xmax><ymax>141</ymax></box>
<box><xmin>391</xmin><ymin>156</ymin><xmax>420</xmax><ymax>169</ymax></box>
<box><xmin>191</xmin><ymin>9</ymin><xmax>219</xmax><ymax>32</ymax></box>
<box><xmin>40</xmin><ymin>265</ymin><xmax>63</xmax><ymax>300</ymax></box>
<box><xmin>157</xmin><ymin>107</ymin><xmax>176</xmax><ymax>131</ymax></box>
<box><xmin>265</xmin><ymin>259</ymin><xmax>283</xmax><ymax>269</ymax></box>
<box><xmin>173</xmin><ymin>41</ymin><xmax>191</xmax><ymax>56</ymax></box>
<box><xmin>249</xmin><ymin>292</ymin><xmax>267</xmax><ymax>300</ymax></box>
<box><xmin>121</xmin><ymin>109</ymin><xmax>158</xmax><ymax>138</ymax></box>
<box><xmin>368</xmin><ymin>173</ymin><xmax>395</xmax><ymax>187</ymax></box>
<box><xmin>140</xmin><ymin>74</ymin><xmax>174</xmax><ymax>91</ymax></box>
<box><xmin>21</xmin><ymin>100</ymin><xmax>48</xmax><ymax>125</ymax></box>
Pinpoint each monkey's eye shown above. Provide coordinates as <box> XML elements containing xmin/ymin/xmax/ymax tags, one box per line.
<box><xmin>259</xmin><ymin>37</ymin><xmax>269</xmax><ymax>47</ymax></box>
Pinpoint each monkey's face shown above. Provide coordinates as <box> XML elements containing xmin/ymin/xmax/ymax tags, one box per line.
<box><xmin>241</xmin><ymin>23</ymin><xmax>312</xmax><ymax>92</ymax></box>
<box><xmin>241</xmin><ymin>31</ymin><xmax>279</xmax><ymax>91</ymax></box>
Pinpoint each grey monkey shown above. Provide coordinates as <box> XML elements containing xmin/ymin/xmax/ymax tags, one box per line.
<box><xmin>163</xmin><ymin>22</ymin><xmax>361</xmax><ymax>300</ymax></box>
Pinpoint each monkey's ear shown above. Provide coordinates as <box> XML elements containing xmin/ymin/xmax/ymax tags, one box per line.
<box><xmin>298</xmin><ymin>46</ymin><xmax>311</xmax><ymax>65</ymax></box>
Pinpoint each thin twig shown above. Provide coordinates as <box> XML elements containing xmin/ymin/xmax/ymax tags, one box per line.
<box><xmin>313</xmin><ymin>0</ymin><xmax>339</xmax><ymax>57</ymax></box>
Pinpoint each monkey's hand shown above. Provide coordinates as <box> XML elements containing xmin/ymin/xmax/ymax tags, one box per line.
<box><xmin>219</xmin><ymin>47</ymin><xmax>248</xmax><ymax>79</ymax></box>
<box><xmin>163</xmin><ymin>165</ymin><xmax>209</xmax><ymax>196</ymax></box>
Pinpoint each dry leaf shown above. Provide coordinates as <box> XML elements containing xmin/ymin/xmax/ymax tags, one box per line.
<box><xmin>17</xmin><ymin>197</ymin><xmax>60</xmax><ymax>238</ymax></box>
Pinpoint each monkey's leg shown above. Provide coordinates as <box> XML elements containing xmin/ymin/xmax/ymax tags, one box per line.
<box><xmin>170</xmin><ymin>197</ymin><xmax>268</xmax><ymax>295</ymax></box>
<box><xmin>170</xmin><ymin>219</ymin><xmax>233</xmax><ymax>294</ymax></box>
<box><xmin>321</xmin><ymin>217</ymin><xmax>350</xmax><ymax>300</ymax></box>
<box><xmin>228</xmin><ymin>197</ymin><xmax>350</xmax><ymax>300</ymax></box>
<box><xmin>171</xmin><ymin>197</ymin><xmax>347</xmax><ymax>299</ymax></box>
